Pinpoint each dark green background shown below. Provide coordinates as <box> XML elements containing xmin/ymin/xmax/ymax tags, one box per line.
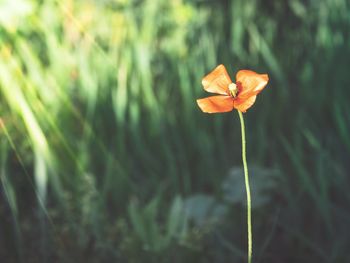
<box><xmin>0</xmin><ymin>0</ymin><xmax>349</xmax><ymax>262</ymax></box>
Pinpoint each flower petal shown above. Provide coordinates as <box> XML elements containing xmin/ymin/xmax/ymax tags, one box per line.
<box><xmin>234</xmin><ymin>95</ymin><xmax>257</xmax><ymax>113</ymax></box>
<box><xmin>197</xmin><ymin>95</ymin><xmax>234</xmax><ymax>113</ymax></box>
<box><xmin>236</xmin><ymin>70</ymin><xmax>268</xmax><ymax>98</ymax></box>
<box><xmin>202</xmin><ymin>64</ymin><xmax>232</xmax><ymax>95</ymax></box>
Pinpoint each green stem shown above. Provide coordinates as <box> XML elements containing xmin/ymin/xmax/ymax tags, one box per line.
<box><xmin>237</xmin><ymin>110</ymin><xmax>252</xmax><ymax>263</ymax></box>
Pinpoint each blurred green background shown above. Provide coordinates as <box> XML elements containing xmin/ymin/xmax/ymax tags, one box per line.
<box><xmin>0</xmin><ymin>0</ymin><xmax>350</xmax><ymax>262</ymax></box>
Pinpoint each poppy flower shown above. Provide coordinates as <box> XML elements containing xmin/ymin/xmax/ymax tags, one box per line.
<box><xmin>197</xmin><ymin>64</ymin><xmax>269</xmax><ymax>113</ymax></box>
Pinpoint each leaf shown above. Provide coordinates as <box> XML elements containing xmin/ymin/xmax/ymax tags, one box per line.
<box><xmin>184</xmin><ymin>194</ymin><xmax>227</xmax><ymax>227</ymax></box>
<box><xmin>222</xmin><ymin>166</ymin><xmax>278</xmax><ymax>208</ymax></box>
<box><xmin>165</xmin><ymin>196</ymin><xmax>184</xmax><ymax>240</ymax></box>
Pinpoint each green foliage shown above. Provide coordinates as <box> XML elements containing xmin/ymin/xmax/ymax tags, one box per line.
<box><xmin>0</xmin><ymin>0</ymin><xmax>350</xmax><ymax>262</ymax></box>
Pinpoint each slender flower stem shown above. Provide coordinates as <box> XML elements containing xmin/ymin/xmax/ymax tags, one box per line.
<box><xmin>237</xmin><ymin>110</ymin><xmax>252</xmax><ymax>263</ymax></box>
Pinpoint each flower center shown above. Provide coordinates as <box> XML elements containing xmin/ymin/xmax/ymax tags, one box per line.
<box><xmin>228</xmin><ymin>83</ymin><xmax>238</xmax><ymax>98</ymax></box>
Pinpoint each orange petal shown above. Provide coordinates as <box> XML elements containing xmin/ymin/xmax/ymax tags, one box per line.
<box><xmin>236</xmin><ymin>70</ymin><xmax>268</xmax><ymax>98</ymax></box>
<box><xmin>197</xmin><ymin>95</ymin><xmax>234</xmax><ymax>113</ymax></box>
<box><xmin>234</xmin><ymin>95</ymin><xmax>257</xmax><ymax>113</ymax></box>
<box><xmin>202</xmin><ymin>64</ymin><xmax>232</xmax><ymax>95</ymax></box>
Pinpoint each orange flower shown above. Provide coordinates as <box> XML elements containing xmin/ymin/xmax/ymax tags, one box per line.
<box><xmin>197</xmin><ymin>64</ymin><xmax>269</xmax><ymax>113</ymax></box>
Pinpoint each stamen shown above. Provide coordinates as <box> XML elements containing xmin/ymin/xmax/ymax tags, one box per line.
<box><xmin>228</xmin><ymin>83</ymin><xmax>238</xmax><ymax>98</ymax></box>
